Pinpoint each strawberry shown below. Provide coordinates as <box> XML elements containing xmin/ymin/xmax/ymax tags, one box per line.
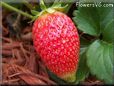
<box><xmin>32</xmin><ymin>11</ymin><xmax>80</xmax><ymax>82</ymax></box>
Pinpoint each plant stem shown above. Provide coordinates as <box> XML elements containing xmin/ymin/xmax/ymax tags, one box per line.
<box><xmin>1</xmin><ymin>1</ymin><xmax>34</xmax><ymax>19</ymax></box>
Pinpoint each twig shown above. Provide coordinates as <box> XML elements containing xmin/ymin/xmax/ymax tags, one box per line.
<box><xmin>21</xmin><ymin>32</ymin><xmax>32</xmax><ymax>41</ymax></box>
<box><xmin>12</xmin><ymin>14</ymin><xmax>21</xmax><ymax>28</ymax></box>
<box><xmin>9</xmin><ymin>64</ymin><xmax>56</xmax><ymax>85</ymax></box>
<box><xmin>81</xmin><ymin>80</ymin><xmax>103</xmax><ymax>85</ymax></box>
<box><xmin>38</xmin><ymin>61</ymin><xmax>49</xmax><ymax>78</ymax></box>
<box><xmin>2</xmin><ymin>25</ymin><xmax>9</xmax><ymax>36</ymax></box>
<box><xmin>12</xmin><ymin>49</ymin><xmax>25</xmax><ymax>65</ymax></box>
<box><xmin>0</xmin><ymin>78</ymin><xmax>20</xmax><ymax>84</ymax></box>
<box><xmin>20</xmin><ymin>43</ymin><xmax>29</xmax><ymax>59</ymax></box>
<box><xmin>2</xmin><ymin>37</ymin><xmax>11</xmax><ymax>43</ymax></box>
<box><xmin>79</xmin><ymin>32</ymin><xmax>85</xmax><ymax>37</ymax></box>
<box><xmin>2</xmin><ymin>42</ymin><xmax>20</xmax><ymax>50</ymax></box>
<box><xmin>25</xmin><ymin>72</ymin><xmax>56</xmax><ymax>85</ymax></box>
<box><xmin>2</xmin><ymin>50</ymin><xmax>12</xmax><ymax>56</ymax></box>
<box><xmin>8</xmin><ymin>73</ymin><xmax>22</xmax><ymax>78</ymax></box>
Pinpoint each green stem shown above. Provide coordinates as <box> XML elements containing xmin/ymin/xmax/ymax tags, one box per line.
<box><xmin>1</xmin><ymin>1</ymin><xmax>34</xmax><ymax>19</ymax></box>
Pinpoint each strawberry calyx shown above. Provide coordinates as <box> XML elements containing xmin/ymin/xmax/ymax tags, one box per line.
<box><xmin>31</xmin><ymin>0</ymin><xmax>68</xmax><ymax>22</ymax></box>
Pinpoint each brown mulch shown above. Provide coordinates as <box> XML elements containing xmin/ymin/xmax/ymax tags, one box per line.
<box><xmin>1</xmin><ymin>24</ymin><xmax>56</xmax><ymax>85</ymax></box>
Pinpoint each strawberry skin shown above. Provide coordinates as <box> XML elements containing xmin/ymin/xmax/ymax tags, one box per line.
<box><xmin>32</xmin><ymin>11</ymin><xmax>80</xmax><ymax>82</ymax></box>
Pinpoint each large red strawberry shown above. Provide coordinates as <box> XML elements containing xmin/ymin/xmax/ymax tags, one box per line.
<box><xmin>32</xmin><ymin>1</ymin><xmax>80</xmax><ymax>83</ymax></box>
<box><xmin>32</xmin><ymin>11</ymin><xmax>80</xmax><ymax>82</ymax></box>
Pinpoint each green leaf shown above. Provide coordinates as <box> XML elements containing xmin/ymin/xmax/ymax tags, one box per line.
<box><xmin>98</xmin><ymin>6</ymin><xmax>113</xmax><ymax>32</ymax></box>
<box><xmin>73</xmin><ymin>2</ymin><xmax>113</xmax><ymax>43</ymax></box>
<box><xmin>52</xmin><ymin>4</ymin><xmax>68</xmax><ymax>12</ymax></box>
<box><xmin>52</xmin><ymin>0</ymin><xmax>62</xmax><ymax>7</ymax></box>
<box><xmin>75</xmin><ymin>47</ymin><xmax>89</xmax><ymax>84</ymax></box>
<box><xmin>40</xmin><ymin>0</ymin><xmax>47</xmax><ymax>10</ymax></box>
<box><xmin>102</xmin><ymin>20</ymin><xmax>114</xmax><ymax>43</ymax></box>
<box><xmin>86</xmin><ymin>40</ymin><xmax>114</xmax><ymax>84</ymax></box>
<box><xmin>31</xmin><ymin>10</ymin><xmax>40</xmax><ymax>16</ymax></box>
<box><xmin>73</xmin><ymin>7</ymin><xmax>100</xmax><ymax>36</ymax></box>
